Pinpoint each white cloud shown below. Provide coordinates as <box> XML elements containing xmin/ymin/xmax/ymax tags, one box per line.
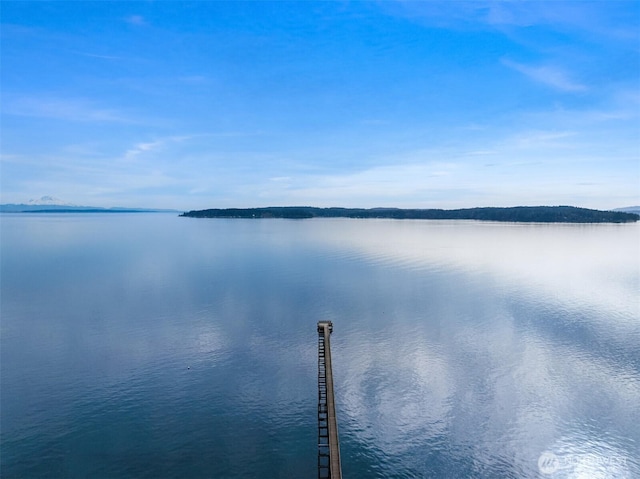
<box><xmin>124</xmin><ymin>140</ymin><xmax>165</xmax><ymax>161</ymax></box>
<box><xmin>502</xmin><ymin>59</ymin><xmax>587</xmax><ymax>92</ymax></box>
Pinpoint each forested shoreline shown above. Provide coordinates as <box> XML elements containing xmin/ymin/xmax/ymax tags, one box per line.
<box><xmin>181</xmin><ymin>206</ymin><xmax>639</xmax><ymax>223</ymax></box>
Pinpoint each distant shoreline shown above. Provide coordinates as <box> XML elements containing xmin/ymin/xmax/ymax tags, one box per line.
<box><xmin>180</xmin><ymin>206</ymin><xmax>639</xmax><ymax>223</ymax></box>
<box><xmin>0</xmin><ymin>206</ymin><xmax>179</xmax><ymax>214</ymax></box>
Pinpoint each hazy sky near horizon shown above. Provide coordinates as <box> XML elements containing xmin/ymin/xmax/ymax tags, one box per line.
<box><xmin>1</xmin><ymin>1</ymin><xmax>639</xmax><ymax>210</ymax></box>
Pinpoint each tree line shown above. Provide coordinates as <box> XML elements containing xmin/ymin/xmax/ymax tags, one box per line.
<box><xmin>181</xmin><ymin>206</ymin><xmax>639</xmax><ymax>223</ymax></box>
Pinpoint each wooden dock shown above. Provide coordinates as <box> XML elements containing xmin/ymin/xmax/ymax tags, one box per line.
<box><xmin>317</xmin><ymin>321</ymin><xmax>342</xmax><ymax>479</ymax></box>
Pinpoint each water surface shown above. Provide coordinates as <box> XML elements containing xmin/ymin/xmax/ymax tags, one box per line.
<box><xmin>2</xmin><ymin>214</ymin><xmax>638</xmax><ymax>478</ymax></box>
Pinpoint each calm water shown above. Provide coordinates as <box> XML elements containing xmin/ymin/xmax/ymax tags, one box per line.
<box><xmin>1</xmin><ymin>213</ymin><xmax>639</xmax><ymax>478</ymax></box>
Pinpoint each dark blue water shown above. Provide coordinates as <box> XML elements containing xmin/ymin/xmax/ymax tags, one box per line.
<box><xmin>2</xmin><ymin>214</ymin><xmax>639</xmax><ymax>478</ymax></box>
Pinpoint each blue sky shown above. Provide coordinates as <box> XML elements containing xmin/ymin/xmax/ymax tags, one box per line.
<box><xmin>1</xmin><ymin>1</ymin><xmax>638</xmax><ymax>210</ymax></box>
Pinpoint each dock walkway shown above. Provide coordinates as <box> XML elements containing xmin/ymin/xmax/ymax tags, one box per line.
<box><xmin>317</xmin><ymin>321</ymin><xmax>342</xmax><ymax>479</ymax></box>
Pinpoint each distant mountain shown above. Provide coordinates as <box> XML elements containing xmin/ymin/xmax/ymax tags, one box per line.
<box><xmin>181</xmin><ymin>206</ymin><xmax>640</xmax><ymax>223</ymax></box>
<box><xmin>613</xmin><ymin>206</ymin><xmax>640</xmax><ymax>215</ymax></box>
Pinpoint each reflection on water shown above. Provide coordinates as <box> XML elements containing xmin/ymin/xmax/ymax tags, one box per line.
<box><xmin>304</xmin><ymin>219</ymin><xmax>639</xmax><ymax>319</ymax></box>
<box><xmin>1</xmin><ymin>214</ymin><xmax>639</xmax><ymax>478</ymax></box>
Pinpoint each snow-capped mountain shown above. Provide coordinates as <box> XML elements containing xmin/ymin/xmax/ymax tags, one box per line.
<box><xmin>26</xmin><ymin>196</ymin><xmax>76</xmax><ymax>206</ymax></box>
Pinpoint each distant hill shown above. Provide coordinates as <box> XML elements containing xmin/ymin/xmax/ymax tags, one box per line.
<box><xmin>614</xmin><ymin>206</ymin><xmax>640</xmax><ymax>215</ymax></box>
<box><xmin>181</xmin><ymin>206</ymin><xmax>639</xmax><ymax>223</ymax></box>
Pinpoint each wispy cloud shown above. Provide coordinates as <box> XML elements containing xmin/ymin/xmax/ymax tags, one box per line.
<box><xmin>71</xmin><ymin>51</ymin><xmax>125</xmax><ymax>61</ymax></box>
<box><xmin>504</xmin><ymin>130</ymin><xmax>577</xmax><ymax>149</ymax></box>
<box><xmin>253</xmin><ymin>159</ymin><xmax>463</xmax><ymax>207</ymax></box>
<box><xmin>122</xmin><ymin>135</ymin><xmax>198</xmax><ymax>161</ymax></box>
<box><xmin>3</xmin><ymin>96</ymin><xmax>135</xmax><ymax>123</ymax></box>
<box><xmin>124</xmin><ymin>141</ymin><xmax>164</xmax><ymax>161</ymax></box>
<box><xmin>484</xmin><ymin>1</ymin><xmax>640</xmax><ymax>42</ymax></box>
<box><xmin>388</xmin><ymin>1</ymin><xmax>638</xmax><ymax>43</ymax></box>
<box><xmin>246</xmin><ymin>117</ymin><xmax>638</xmax><ymax>209</ymax></box>
<box><xmin>502</xmin><ymin>59</ymin><xmax>587</xmax><ymax>92</ymax></box>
